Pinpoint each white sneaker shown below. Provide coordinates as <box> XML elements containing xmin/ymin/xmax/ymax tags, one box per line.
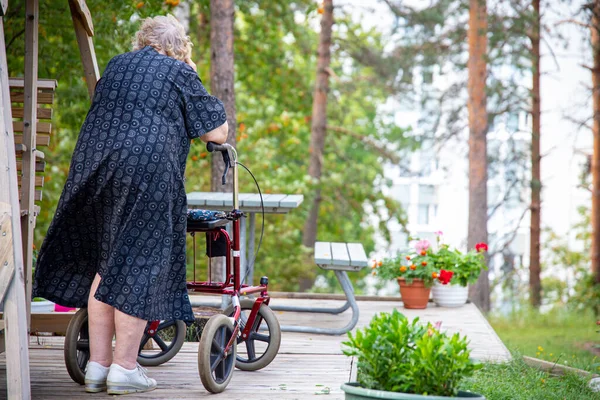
<box><xmin>84</xmin><ymin>361</ymin><xmax>109</xmax><ymax>393</ymax></box>
<box><xmin>107</xmin><ymin>363</ymin><xmax>157</xmax><ymax>395</ymax></box>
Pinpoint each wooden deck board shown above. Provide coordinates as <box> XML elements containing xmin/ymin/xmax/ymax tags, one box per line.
<box><xmin>0</xmin><ymin>298</ymin><xmax>510</xmax><ymax>399</ymax></box>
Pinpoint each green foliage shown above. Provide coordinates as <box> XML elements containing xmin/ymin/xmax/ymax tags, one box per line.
<box><xmin>461</xmin><ymin>355</ymin><xmax>600</xmax><ymax>400</ymax></box>
<box><xmin>488</xmin><ymin>307</ymin><xmax>600</xmax><ymax>373</ymax></box>
<box><xmin>570</xmin><ymin>272</ymin><xmax>600</xmax><ymax>318</ymax></box>
<box><xmin>376</xmin><ymin>238</ymin><xmax>487</xmax><ymax>287</ymax></box>
<box><xmin>376</xmin><ymin>249</ymin><xmax>439</xmax><ymax>287</ymax></box>
<box><xmin>542</xmin><ymin>206</ymin><xmax>600</xmax><ymax>316</ymax></box>
<box><xmin>342</xmin><ymin>309</ymin><xmax>481</xmax><ymax>397</ymax></box>
<box><xmin>454</xmin><ymin>247</ymin><xmax>488</xmax><ymax>287</ymax></box>
<box><xmin>5</xmin><ymin>1</ymin><xmax>416</xmax><ymax>291</ymax></box>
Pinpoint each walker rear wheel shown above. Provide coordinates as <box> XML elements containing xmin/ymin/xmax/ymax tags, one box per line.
<box><xmin>137</xmin><ymin>320</ymin><xmax>187</xmax><ymax>366</ymax></box>
<box><xmin>64</xmin><ymin>308</ymin><xmax>89</xmax><ymax>385</ymax></box>
<box><xmin>198</xmin><ymin>314</ymin><xmax>236</xmax><ymax>393</ymax></box>
<box><xmin>225</xmin><ymin>299</ymin><xmax>281</xmax><ymax>371</ymax></box>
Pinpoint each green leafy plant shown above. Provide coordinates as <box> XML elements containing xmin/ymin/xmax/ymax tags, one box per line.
<box><xmin>375</xmin><ymin>236</ymin><xmax>487</xmax><ymax>288</ymax></box>
<box><xmin>376</xmin><ymin>239</ymin><xmax>440</xmax><ymax>286</ymax></box>
<box><xmin>342</xmin><ymin>309</ymin><xmax>481</xmax><ymax>396</ymax></box>
<box><xmin>451</xmin><ymin>244</ymin><xmax>488</xmax><ymax>287</ymax></box>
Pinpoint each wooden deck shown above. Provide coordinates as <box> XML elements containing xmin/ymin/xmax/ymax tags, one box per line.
<box><xmin>0</xmin><ymin>298</ymin><xmax>510</xmax><ymax>399</ymax></box>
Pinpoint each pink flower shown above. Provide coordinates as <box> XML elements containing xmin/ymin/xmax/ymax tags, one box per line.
<box><xmin>413</xmin><ymin>239</ymin><xmax>431</xmax><ymax>253</ymax></box>
<box><xmin>434</xmin><ymin>231</ymin><xmax>443</xmax><ymax>236</ymax></box>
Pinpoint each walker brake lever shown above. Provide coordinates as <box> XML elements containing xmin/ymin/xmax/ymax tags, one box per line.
<box><xmin>221</xmin><ymin>151</ymin><xmax>231</xmax><ymax>185</ymax></box>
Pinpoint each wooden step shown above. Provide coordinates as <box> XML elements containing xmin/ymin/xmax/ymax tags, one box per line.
<box><xmin>10</xmin><ymin>91</ymin><xmax>54</xmax><ymax>104</ymax></box>
<box><xmin>14</xmin><ymin>134</ymin><xmax>50</xmax><ymax>147</ymax></box>
<box><xmin>16</xmin><ymin>160</ymin><xmax>45</xmax><ymax>173</ymax></box>
<box><xmin>17</xmin><ymin>175</ymin><xmax>44</xmax><ymax>187</ymax></box>
<box><xmin>20</xmin><ymin>205</ymin><xmax>41</xmax><ymax>217</ymax></box>
<box><xmin>13</xmin><ymin>121</ymin><xmax>51</xmax><ymax>134</ymax></box>
<box><xmin>18</xmin><ymin>190</ymin><xmax>42</xmax><ymax>202</ymax></box>
<box><xmin>8</xmin><ymin>78</ymin><xmax>57</xmax><ymax>91</ymax></box>
<box><xmin>15</xmin><ymin>146</ymin><xmax>45</xmax><ymax>160</ymax></box>
<box><xmin>11</xmin><ymin>107</ymin><xmax>53</xmax><ymax>119</ymax></box>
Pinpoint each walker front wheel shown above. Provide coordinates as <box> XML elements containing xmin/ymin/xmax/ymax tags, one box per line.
<box><xmin>64</xmin><ymin>308</ymin><xmax>89</xmax><ymax>385</ymax></box>
<box><xmin>225</xmin><ymin>299</ymin><xmax>281</xmax><ymax>371</ymax></box>
<box><xmin>137</xmin><ymin>320</ymin><xmax>187</xmax><ymax>366</ymax></box>
<box><xmin>198</xmin><ymin>314</ymin><xmax>236</xmax><ymax>393</ymax></box>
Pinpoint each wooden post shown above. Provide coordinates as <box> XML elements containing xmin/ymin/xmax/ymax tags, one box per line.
<box><xmin>0</xmin><ymin>14</ymin><xmax>33</xmax><ymax>399</ymax></box>
<box><xmin>68</xmin><ymin>0</ymin><xmax>99</xmax><ymax>99</ymax></box>
<box><xmin>21</xmin><ymin>0</ymin><xmax>39</xmax><ymax>326</ymax></box>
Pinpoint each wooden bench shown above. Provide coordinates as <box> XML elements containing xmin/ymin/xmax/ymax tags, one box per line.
<box><xmin>271</xmin><ymin>241</ymin><xmax>368</xmax><ymax>335</ymax></box>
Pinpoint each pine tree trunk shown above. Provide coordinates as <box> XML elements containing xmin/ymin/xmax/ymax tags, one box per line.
<box><xmin>529</xmin><ymin>0</ymin><xmax>542</xmax><ymax>307</ymax></box>
<box><xmin>302</xmin><ymin>0</ymin><xmax>334</xmax><ymax>249</ymax></box>
<box><xmin>209</xmin><ymin>0</ymin><xmax>236</xmax><ymax>282</ymax></box>
<box><xmin>210</xmin><ymin>0</ymin><xmax>236</xmax><ymax>192</ymax></box>
<box><xmin>591</xmin><ymin>1</ymin><xmax>600</xmax><ymax>285</ymax></box>
<box><xmin>467</xmin><ymin>0</ymin><xmax>490</xmax><ymax>312</ymax></box>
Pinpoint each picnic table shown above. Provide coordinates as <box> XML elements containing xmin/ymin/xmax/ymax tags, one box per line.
<box><xmin>187</xmin><ymin>192</ymin><xmax>304</xmax><ymax>285</ymax></box>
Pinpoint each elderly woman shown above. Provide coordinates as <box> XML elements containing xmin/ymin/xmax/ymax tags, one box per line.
<box><xmin>32</xmin><ymin>15</ymin><xmax>227</xmax><ymax>394</ymax></box>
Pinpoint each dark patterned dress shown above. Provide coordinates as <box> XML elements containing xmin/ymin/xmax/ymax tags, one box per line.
<box><xmin>33</xmin><ymin>46</ymin><xmax>227</xmax><ymax>323</ymax></box>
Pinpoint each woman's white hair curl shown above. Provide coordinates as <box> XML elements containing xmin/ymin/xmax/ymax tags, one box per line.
<box><xmin>132</xmin><ymin>14</ymin><xmax>192</xmax><ymax>62</ymax></box>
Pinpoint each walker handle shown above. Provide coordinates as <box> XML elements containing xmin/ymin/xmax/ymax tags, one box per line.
<box><xmin>206</xmin><ymin>142</ymin><xmax>228</xmax><ymax>153</ymax></box>
<box><xmin>206</xmin><ymin>142</ymin><xmax>231</xmax><ymax>185</ymax></box>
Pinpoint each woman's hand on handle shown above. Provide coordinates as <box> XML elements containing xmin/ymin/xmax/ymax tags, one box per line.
<box><xmin>200</xmin><ymin>121</ymin><xmax>228</xmax><ymax>144</ymax></box>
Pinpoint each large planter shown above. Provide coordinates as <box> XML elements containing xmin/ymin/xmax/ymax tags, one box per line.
<box><xmin>397</xmin><ymin>278</ymin><xmax>430</xmax><ymax>309</ymax></box>
<box><xmin>341</xmin><ymin>382</ymin><xmax>486</xmax><ymax>400</ymax></box>
<box><xmin>431</xmin><ymin>282</ymin><xmax>468</xmax><ymax>308</ymax></box>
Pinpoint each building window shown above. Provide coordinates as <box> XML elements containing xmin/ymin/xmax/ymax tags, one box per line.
<box><xmin>395</xmin><ymin>184</ymin><xmax>411</xmax><ymax>208</ymax></box>
<box><xmin>418</xmin><ymin>184</ymin><xmax>436</xmax><ymax>204</ymax></box>
<box><xmin>418</xmin><ymin>204</ymin><xmax>429</xmax><ymax>225</ymax></box>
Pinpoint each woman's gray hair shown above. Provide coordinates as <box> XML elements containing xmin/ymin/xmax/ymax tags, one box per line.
<box><xmin>132</xmin><ymin>14</ymin><xmax>192</xmax><ymax>62</ymax></box>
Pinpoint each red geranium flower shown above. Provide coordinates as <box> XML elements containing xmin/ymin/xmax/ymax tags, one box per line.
<box><xmin>438</xmin><ymin>269</ymin><xmax>454</xmax><ymax>285</ymax></box>
<box><xmin>475</xmin><ymin>242</ymin><xmax>488</xmax><ymax>252</ymax></box>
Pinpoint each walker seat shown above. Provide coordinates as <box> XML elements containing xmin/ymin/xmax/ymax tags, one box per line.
<box><xmin>187</xmin><ymin>209</ymin><xmax>229</xmax><ymax>231</ymax></box>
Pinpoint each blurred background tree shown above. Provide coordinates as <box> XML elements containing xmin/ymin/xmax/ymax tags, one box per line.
<box><xmin>4</xmin><ymin>0</ymin><xmax>416</xmax><ymax>292</ymax></box>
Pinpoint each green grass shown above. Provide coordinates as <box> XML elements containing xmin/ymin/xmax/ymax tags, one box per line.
<box><xmin>461</xmin><ymin>356</ymin><xmax>600</xmax><ymax>400</ymax></box>
<box><xmin>457</xmin><ymin>307</ymin><xmax>600</xmax><ymax>399</ymax></box>
<box><xmin>488</xmin><ymin>307</ymin><xmax>599</xmax><ymax>372</ymax></box>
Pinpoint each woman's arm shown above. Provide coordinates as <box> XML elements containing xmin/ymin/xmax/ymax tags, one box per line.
<box><xmin>200</xmin><ymin>120</ymin><xmax>228</xmax><ymax>144</ymax></box>
<box><xmin>184</xmin><ymin>58</ymin><xmax>228</xmax><ymax>144</ymax></box>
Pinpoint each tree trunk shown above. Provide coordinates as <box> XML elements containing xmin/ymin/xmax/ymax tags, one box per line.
<box><xmin>173</xmin><ymin>0</ymin><xmax>190</xmax><ymax>32</ymax></box>
<box><xmin>591</xmin><ymin>1</ymin><xmax>600</xmax><ymax>285</ymax></box>
<box><xmin>210</xmin><ymin>0</ymin><xmax>236</xmax><ymax>192</ymax></box>
<box><xmin>302</xmin><ymin>0</ymin><xmax>334</xmax><ymax>250</ymax></box>
<box><xmin>209</xmin><ymin>0</ymin><xmax>236</xmax><ymax>282</ymax></box>
<box><xmin>467</xmin><ymin>0</ymin><xmax>490</xmax><ymax>312</ymax></box>
<box><xmin>529</xmin><ymin>0</ymin><xmax>542</xmax><ymax>308</ymax></box>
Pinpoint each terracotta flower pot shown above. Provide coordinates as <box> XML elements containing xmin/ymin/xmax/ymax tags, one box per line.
<box><xmin>397</xmin><ymin>278</ymin><xmax>430</xmax><ymax>309</ymax></box>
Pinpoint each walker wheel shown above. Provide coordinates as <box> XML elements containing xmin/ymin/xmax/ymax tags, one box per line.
<box><xmin>137</xmin><ymin>320</ymin><xmax>187</xmax><ymax>366</ymax></box>
<box><xmin>64</xmin><ymin>308</ymin><xmax>89</xmax><ymax>385</ymax></box>
<box><xmin>225</xmin><ymin>299</ymin><xmax>281</xmax><ymax>371</ymax></box>
<box><xmin>198</xmin><ymin>314</ymin><xmax>236</xmax><ymax>393</ymax></box>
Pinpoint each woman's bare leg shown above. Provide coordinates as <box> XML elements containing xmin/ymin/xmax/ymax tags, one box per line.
<box><xmin>88</xmin><ymin>273</ymin><xmax>115</xmax><ymax>367</ymax></box>
<box><xmin>113</xmin><ymin>310</ymin><xmax>147</xmax><ymax>369</ymax></box>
